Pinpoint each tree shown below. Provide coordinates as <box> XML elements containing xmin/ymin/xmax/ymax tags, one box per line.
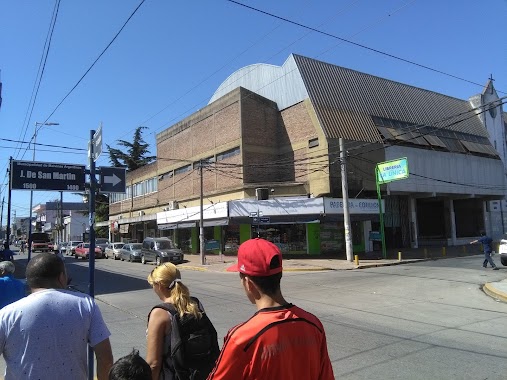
<box><xmin>106</xmin><ymin>126</ymin><xmax>156</xmax><ymax>171</ymax></box>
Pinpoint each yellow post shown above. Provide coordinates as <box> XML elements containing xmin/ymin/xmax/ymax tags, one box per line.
<box><xmin>354</xmin><ymin>255</ymin><xmax>359</xmax><ymax>266</ymax></box>
<box><xmin>442</xmin><ymin>247</ymin><xmax>446</xmax><ymax>257</ymax></box>
<box><xmin>424</xmin><ymin>248</ymin><xmax>428</xmax><ymax>258</ymax></box>
<box><xmin>463</xmin><ymin>245</ymin><xmax>466</xmax><ymax>254</ymax></box>
<box><xmin>398</xmin><ymin>251</ymin><xmax>402</xmax><ymax>261</ymax></box>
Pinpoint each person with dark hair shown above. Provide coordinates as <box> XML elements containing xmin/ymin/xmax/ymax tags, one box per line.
<box><xmin>1</xmin><ymin>242</ymin><xmax>14</xmax><ymax>261</ymax></box>
<box><xmin>0</xmin><ymin>261</ymin><xmax>25</xmax><ymax>308</ymax></box>
<box><xmin>0</xmin><ymin>253</ymin><xmax>113</xmax><ymax>379</ymax></box>
<box><xmin>109</xmin><ymin>348</ymin><xmax>151</xmax><ymax>380</ymax></box>
<box><xmin>471</xmin><ymin>231</ymin><xmax>499</xmax><ymax>270</ymax></box>
<box><xmin>209</xmin><ymin>238</ymin><xmax>335</xmax><ymax>379</ymax></box>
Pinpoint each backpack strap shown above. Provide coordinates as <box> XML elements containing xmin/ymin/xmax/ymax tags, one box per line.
<box><xmin>148</xmin><ymin>302</ymin><xmax>177</xmax><ymax>324</ymax></box>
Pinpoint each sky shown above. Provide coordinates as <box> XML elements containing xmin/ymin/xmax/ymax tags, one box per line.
<box><xmin>0</xmin><ymin>0</ymin><xmax>506</xmax><ymax>223</ymax></box>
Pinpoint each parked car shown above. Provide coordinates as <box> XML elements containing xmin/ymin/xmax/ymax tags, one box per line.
<box><xmin>141</xmin><ymin>237</ymin><xmax>184</xmax><ymax>266</ymax></box>
<box><xmin>498</xmin><ymin>234</ymin><xmax>507</xmax><ymax>266</ymax></box>
<box><xmin>95</xmin><ymin>238</ymin><xmax>109</xmax><ymax>254</ymax></box>
<box><xmin>105</xmin><ymin>242</ymin><xmax>125</xmax><ymax>260</ymax></box>
<box><xmin>67</xmin><ymin>241</ymin><xmax>84</xmax><ymax>255</ymax></box>
<box><xmin>119</xmin><ymin>243</ymin><xmax>143</xmax><ymax>262</ymax></box>
<box><xmin>74</xmin><ymin>243</ymin><xmax>103</xmax><ymax>260</ymax></box>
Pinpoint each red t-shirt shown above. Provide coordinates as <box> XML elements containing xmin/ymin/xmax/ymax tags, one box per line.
<box><xmin>208</xmin><ymin>304</ymin><xmax>335</xmax><ymax>380</ymax></box>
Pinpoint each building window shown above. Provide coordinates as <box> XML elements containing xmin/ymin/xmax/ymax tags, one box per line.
<box><xmin>174</xmin><ymin>165</ymin><xmax>192</xmax><ymax>176</ymax></box>
<box><xmin>308</xmin><ymin>138</ymin><xmax>319</xmax><ymax>148</ymax></box>
<box><xmin>217</xmin><ymin>147</ymin><xmax>240</xmax><ymax>161</ymax></box>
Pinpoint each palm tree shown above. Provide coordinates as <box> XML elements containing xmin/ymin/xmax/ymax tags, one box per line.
<box><xmin>106</xmin><ymin>126</ymin><xmax>155</xmax><ymax>171</ymax></box>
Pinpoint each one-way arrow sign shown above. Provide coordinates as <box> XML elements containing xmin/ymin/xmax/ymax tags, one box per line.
<box><xmin>99</xmin><ymin>166</ymin><xmax>126</xmax><ymax>193</ymax></box>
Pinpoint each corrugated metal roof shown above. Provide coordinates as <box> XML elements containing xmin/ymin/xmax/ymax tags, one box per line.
<box><xmin>293</xmin><ymin>55</ymin><xmax>489</xmax><ymax>142</ymax></box>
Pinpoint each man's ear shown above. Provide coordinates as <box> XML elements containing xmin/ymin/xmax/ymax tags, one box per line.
<box><xmin>244</xmin><ymin>276</ymin><xmax>261</xmax><ymax>297</ymax></box>
<box><xmin>58</xmin><ymin>271</ymin><xmax>67</xmax><ymax>288</ymax></box>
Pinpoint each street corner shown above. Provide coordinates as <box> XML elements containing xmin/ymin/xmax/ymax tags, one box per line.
<box><xmin>483</xmin><ymin>281</ymin><xmax>507</xmax><ymax>303</ymax></box>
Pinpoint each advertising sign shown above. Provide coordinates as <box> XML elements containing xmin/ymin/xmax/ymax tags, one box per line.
<box><xmin>376</xmin><ymin>157</ymin><xmax>409</xmax><ymax>184</ymax></box>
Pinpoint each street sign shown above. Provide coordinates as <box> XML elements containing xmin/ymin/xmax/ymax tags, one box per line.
<box><xmin>11</xmin><ymin>160</ymin><xmax>86</xmax><ymax>191</ymax></box>
<box><xmin>376</xmin><ymin>157</ymin><xmax>409</xmax><ymax>184</ymax></box>
<box><xmin>91</xmin><ymin>125</ymin><xmax>103</xmax><ymax>162</ymax></box>
<box><xmin>99</xmin><ymin>166</ymin><xmax>126</xmax><ymax>193</ymax></box>
<box><xmin>252</xmin><ymin>216</ymin><xmax>270</xmax><ymax>224</ymax></box>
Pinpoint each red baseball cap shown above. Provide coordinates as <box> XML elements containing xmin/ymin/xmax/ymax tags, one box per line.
<box><xmin>227</xmin><ymin>238</ymin><xmax>283</xmax><ymax>276</ymax></box>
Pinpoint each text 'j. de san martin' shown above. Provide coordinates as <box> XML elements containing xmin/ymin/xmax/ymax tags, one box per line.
<box><xmin>19</xmin><ymin>170</ymin><xmax>76</xmax><ymax>181</ymax></box>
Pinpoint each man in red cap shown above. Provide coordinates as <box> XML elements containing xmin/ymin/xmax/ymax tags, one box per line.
<box><xmin>208</xmin><ymin>238</ymin><xmax>334</xmax><ymax>380</ymax></box>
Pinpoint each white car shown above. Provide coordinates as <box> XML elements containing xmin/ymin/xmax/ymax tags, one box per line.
<box><xmin>499</xmin><ymin>234</ymin><xmax>507</xmax><ymax>266</ymax></box>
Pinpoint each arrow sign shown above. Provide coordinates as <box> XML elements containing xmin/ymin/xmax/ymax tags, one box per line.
<box><xmin>104</xmin><ymin>173</ymin><xmax>121</xmax><ymax>187</ymax></box>
<box><xmin>99</xmin><ymin>166</ymin><xmax>126</xmax><ymax>193</ymax></box>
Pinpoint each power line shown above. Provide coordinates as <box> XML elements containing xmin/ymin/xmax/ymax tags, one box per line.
<box><xmin>225</xmin><ymin>0</ymin><xmax>504</xmax><ymax>93</ymax></box>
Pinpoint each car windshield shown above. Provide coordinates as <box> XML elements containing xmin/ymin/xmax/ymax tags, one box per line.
<box><xmin>131</xmin><ymin>243</ymin><xmax>142</xmax><ymax>250</ymax></box>
<box><xmin>83</xmin><ymin>243</ymin><xmax>90</xmax><ymax>248</ymax></box>
<box><xmin>156</xmin><ymin>240</ymin><xmax>175</xmax><ymax>249</ymax></box>
<box><xmin>114</xmin><ymin>243</ymin><xmax>124</xmax><ymax>248</ymax></box>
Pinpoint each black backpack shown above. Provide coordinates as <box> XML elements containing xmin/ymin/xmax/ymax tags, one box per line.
<box><xmin>149</xmin><ymin>297</ymin><xmax>220</xmax><ymax>380</ymax></box>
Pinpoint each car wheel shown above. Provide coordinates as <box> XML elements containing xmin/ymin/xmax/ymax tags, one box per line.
<box><xmin>141</xmin><ymin>255</ymin><xmax>146</xmax><ymax>264</ymax></box>
<box><xmin>156</xmin><ymin>256</ymin><xmax>161</xmax><ymax>266</ymax></box>
<box><xmin>501</xmin><ymin>257</ymin><xmax>507</xmax><ymax>266</ymax></box>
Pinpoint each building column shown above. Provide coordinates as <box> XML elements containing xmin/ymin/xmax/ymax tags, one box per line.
<box><xmin>483</xmin><ymin>200</ymin><xmax>490</xmax><ymax>236</ymax></box>
<box><xmin>409</xmin><ymin>198</ymin><xmax>419</xmax><ymax>248</ymax></box>
<box><xmin>449</xmin><ymin>199</ymin><xmax>457</xmax><ymax>245</ymax></box>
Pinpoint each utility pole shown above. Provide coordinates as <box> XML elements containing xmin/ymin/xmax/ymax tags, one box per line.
<box><xmin>199</xmin><ymin>160</ymin><xmax>205</xmax><ymax>265</ymax></box>
<box><xmin>59</xmin><ymin>191</ymin><xmax>63</xmax><ymax>244</ymax></box>
<box><xmin>340</xmin><ymin>138</ymin><xmax>353</xmax><ymax>262</ymax></box>
<box><xmin>6</xmin><ymin>157</ymin><xmax>12</xmax><ymax>245</ymax></box>
<box><xmin>0</xmin><ymin>197</ymin><xmax>4</xmax><ymax>239</ymax></box>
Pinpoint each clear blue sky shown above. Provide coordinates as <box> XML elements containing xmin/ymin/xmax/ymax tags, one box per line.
<box><xmin>0</xmin><ymin>0</ymin><xmax>506</xmax><ymax>222</ymax></box>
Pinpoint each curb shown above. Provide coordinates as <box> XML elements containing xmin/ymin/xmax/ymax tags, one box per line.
<box><xmin>483</xmin><ymin>283</ymin><xmax>507</xmax><ymax>303</ymax></box>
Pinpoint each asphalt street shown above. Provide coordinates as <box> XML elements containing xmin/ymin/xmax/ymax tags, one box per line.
<box><xmin>3</xmin><ymin>253</ymin><xmax>507</xmax><ymax>379</ymax></box>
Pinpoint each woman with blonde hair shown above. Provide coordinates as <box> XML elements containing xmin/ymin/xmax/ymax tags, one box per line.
<box><xmin>146</xmin><ymin>263</ymin><xmax>219</xmax><ymax>380</ymax></box>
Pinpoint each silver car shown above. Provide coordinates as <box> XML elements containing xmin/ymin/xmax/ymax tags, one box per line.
<box><xmin>105</xmin><ymin>242</ymin><xmax>125</xmax><ymax>260</ymax></box>
<box><xmin>119</xmin><ymin>243</ymin><xmax>143</xmax><ymax>262</ymax></box>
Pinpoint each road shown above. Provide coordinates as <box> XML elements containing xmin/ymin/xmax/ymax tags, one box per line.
<box><xmin>3</xmin><ymin>254</ymin><xmax>507</xmax><ymax>379</ymax></box>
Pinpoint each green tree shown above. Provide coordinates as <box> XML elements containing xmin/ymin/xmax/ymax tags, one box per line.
<box><xmin>106</xmin><ymin>126</ymin><xmax>155</xmax><ymax>171</ymax></box>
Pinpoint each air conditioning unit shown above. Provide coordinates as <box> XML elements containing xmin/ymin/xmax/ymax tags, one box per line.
<box><xmin>138</xmin><ymin>211</ymin><xmax>145</xmax><ymax>216</ymax></box>
<box><xmin>167</xmin><ymin>201</ymin><xmax>179</xmax><ymax>210</ymax></box>
<box><xmin>255</xmin><ymin>188</ymin><xmax>269</xmax><ymax>200</ymax></box>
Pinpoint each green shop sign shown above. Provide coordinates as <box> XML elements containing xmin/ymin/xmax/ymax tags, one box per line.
<box><xmin>376</xmin><ymin>157</ymin><xmax>409</xmax><ymax>184</ymax></box>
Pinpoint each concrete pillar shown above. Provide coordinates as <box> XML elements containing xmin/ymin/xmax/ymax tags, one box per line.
<box><xmin>449</xmin><ymin>199</ymin><xmax>457</xmax><ymax>245</ymax></box>
<box><xmin>409</xmin><ymin>198</ymin><xmax>419</xmax><ymax>248</ymax></box>
<box><xmin>483</xmin><ymin>200</ymin><xmax>490</xmax><ymax>236</ymax></box>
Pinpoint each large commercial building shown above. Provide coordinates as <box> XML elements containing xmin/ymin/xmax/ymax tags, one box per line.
<box><xmin>107</xmin><ymin>54</ymin><xmax>506</xmax><ymax>256</ymax></box>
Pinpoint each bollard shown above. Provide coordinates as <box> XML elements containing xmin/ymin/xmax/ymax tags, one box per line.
<box><xmin>463</xmin><ymin>245</ymin><xmax>466</xmax><ymax>255</ymax></box>
<box><xmin>398</xmin><ymin>251</ymin><xmax>402</xmax><ymax>261</ymax></box>
<box><xmin>354</xmin><ymin>255</ymin><xmax>359</xmax><ymax>266</ymax></box>
<box><xmin>424</xmin><ymin>248</ymin><xmax>428</xmax><ymax>259</ymax></box>
<box><xmin>442</xmin><ymin>247</ymin><xmax>446</xmax><ymax>257</ymax></box>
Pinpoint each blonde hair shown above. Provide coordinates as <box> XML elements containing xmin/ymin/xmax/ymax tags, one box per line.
<box><xmin>147</xmin><ymin>263</ymin><xmax>201</xmax><ymax>319</ymax></box>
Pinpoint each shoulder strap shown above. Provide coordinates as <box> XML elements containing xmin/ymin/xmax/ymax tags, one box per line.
<box><xmin>148</xmin><ymin>302</ymin><xmax>177</xmax><ymax>323</ymax></box>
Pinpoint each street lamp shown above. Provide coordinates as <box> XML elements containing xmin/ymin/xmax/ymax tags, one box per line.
<box><xmin>27</xmin><ymin>121</ymin><xmax>59</xmax><ymax>261</ymax></box>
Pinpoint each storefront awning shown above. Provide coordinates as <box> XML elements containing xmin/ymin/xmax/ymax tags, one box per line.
<box><xmin>203</xmin><ymin>218</ymin><xmax>228</xmax><ymax>227</ymax></box>
<box><xmin>158</xmin><ymin>222</ymin><xmax>196</xmax><ymax>230</ymax></box>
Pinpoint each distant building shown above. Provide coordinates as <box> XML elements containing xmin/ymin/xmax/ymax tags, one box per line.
<box><xmin>106</xmin><ymin>54</ymin><xmax>506</xmax><ymax>255</ymax></box>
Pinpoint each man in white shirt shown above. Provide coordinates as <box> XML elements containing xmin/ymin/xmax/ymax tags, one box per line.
<box><xmin>0</xmin><ymin>253</ymin><xmax>113</xmax><ymax>379</ymax></box>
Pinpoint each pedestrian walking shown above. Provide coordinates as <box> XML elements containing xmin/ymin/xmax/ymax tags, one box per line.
<box><xmin>0</xmin><ymin>253</ymin><xmax>113</xmax><ymax>379</ymax></box>
<box><xmin>0</xmin><ymin>261</ymin><xmax>25</xmax><ymax>309</ymax></box>
<box><xmin>208</xmin><ymin>238</ymin><xmax>335</xmax><ymax>380</ymax></box>
<box><xmin>109</xmin><ymin>348</ymin><xmax>151</xmax><ymax>380</ymax></box>
<box><xmin>1</xmin><ymin>242</ymin><xmax>14</xmax><ymax>261</ymax></box>
<box><xmin>470</xmin><ymin>231</ymin><xmax>499</xmax><ymax>270</ymax></box>
<box><xmin>146</xmin><ymin>263</ymin><xmax>219</xmax><ymax>380</ymax></box>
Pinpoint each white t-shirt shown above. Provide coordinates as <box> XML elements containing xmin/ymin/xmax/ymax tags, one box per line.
<box><xmin>0</xmin><ymin>288</ymin><xmax>111</xmax><ymax>380</ymax></box>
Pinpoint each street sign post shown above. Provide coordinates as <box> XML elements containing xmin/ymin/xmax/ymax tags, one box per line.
<box><xmin>375</xmin><ymin>157</ymin><xmax>409</xmax><ymax>259</ymax></box>
<box><xmin>99</xmin><ymin>166</ymin><xmax>126</xmax><ymax>193</ymax></box>
<box><xmin>91</xmin><ymin>125</ymin><xmax>102</xmax><ymax>162</ymax></box>
<box><xmin>11</xmin><ymin>160</ymin><xmax>86</xmax><ymax>191</ymax></box>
